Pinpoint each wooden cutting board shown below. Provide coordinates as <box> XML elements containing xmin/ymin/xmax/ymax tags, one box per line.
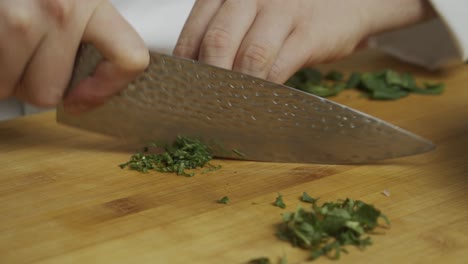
<box><xmin>1</xmin><ymin>50</ymin><xmax>467</xmax><ymax>264</ymax></box>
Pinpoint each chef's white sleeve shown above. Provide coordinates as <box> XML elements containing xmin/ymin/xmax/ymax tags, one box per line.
<box><xmin>110</xmin><ymin>0</ymin><xmax>195</xmax><ymax>54</ymax></box>
<box><xmin>369</xmin><ymin>0</ymin><xmax>468</xmax><ymax>70</ymax></box>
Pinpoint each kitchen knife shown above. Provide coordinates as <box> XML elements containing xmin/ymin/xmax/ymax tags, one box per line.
<box><xmin>57</xmin><ymin>44</ymin><xmax>435</xmax><ymax>164</ymax></box>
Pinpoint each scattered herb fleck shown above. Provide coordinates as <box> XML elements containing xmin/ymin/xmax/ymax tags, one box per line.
<box><xmin>382</xmin><ymin>189</ymin><xmax>391</xmax><ymax>197</ymax></box>
<box><xmin>274</xmin><ymin>193</ymin><xmax>286</xmax><ymax>209</ymax></box>
<box><xmin>202</xmin><ymin>164</ymin><xmax>222</xmax><ymax>174</ymax></box>
<box><xmin>247</xmin><ymin>256</ymin><xmax>287</xmax><ymax>264</ymax></box>
<box><xmin>300</xmin><ymin>192</ymin><xmax>318</xmax><ymax>203</ymax></box>
<box><xmin>247</xmin><ymin>257</ymin><xmax>271</xmax><ymax>264</ymax></box>
<box><xmin>119</xmin><ymin>136</ymin><xmax>220</xmax><ymax>177</ymax></box>
<box><xmin>279</xmin><ymin>254</ymin><xmax>287</xmax><ymax>264</ymax></box>
<box><xmin>232</xmin><ymin>149</ymin><xmax>246</xmax><ymax>157</ymax></box>
<box><xmin>276</xmin><ymin>194</ymin><xmax>390</xmax><ymax>261</ymax></box>
<box><xmin>286</xmin><ymin>68</ymin><xmax>444</xmax><ymax>100</ymax></box>
<box><xmin>217</xmin><ymin>196</ymin><xmax>230</xmax><ymax>204</ymax></box>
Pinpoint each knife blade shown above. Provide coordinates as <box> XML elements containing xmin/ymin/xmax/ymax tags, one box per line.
<box><xmin>56</xmin><ymin>44</ymin><xmax>434</xmax><ymax>164</ymax></box>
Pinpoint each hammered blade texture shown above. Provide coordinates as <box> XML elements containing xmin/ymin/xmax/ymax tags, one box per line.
<box><xmin>57</xmin><ymin>44</ymin><xmax>434</xmax><ymax>164</ymax></box>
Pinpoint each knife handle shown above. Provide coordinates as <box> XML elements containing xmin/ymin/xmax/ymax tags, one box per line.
<box><xmin>66</xmin><ymin>44</ymin><xmax>103</xmax><ymax>96</ymax></box>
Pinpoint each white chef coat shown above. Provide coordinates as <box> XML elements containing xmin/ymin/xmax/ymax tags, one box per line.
<box><xmin>0</xmin><ymin>0</ymin><xmax>466</xmax><ymax>121</ymax></box>
<box><xmin>370</xmin><ymin>0</ymin><xmax>468</xmax><ymax>70</ymax></box>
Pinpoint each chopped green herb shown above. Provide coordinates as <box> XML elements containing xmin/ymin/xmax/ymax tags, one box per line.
<box><xmin>273</xmin><ymin>193</ymin><xmax>286</xmax><ymax>209</ymax></box>
<box><xmin>232</xmin><ymin>149</ymin><xmax>246</xmax><ymax>157</ymax></box>
<box><xmin>286</xmin><ymin>68</ymin><xmax>444</xmax><ymax>100</ymax></box>
<box><xmin>120</xmin><ymin>136</ymin><xmax>220</xmax><ymax>177</ymax></box>
<box><xmin>276</xmin><ymin>197</ymin><xmax>390</xmax><ymax>261</ymax></box>
<box><xmin>279</xmin><ymin>254</ymin><xmax>287</xmax><ymax>264</ymax></box>
<box><xmin>300</xmin><ymin>192</ymin><xmax>318</xmax><ymax>203</ymax></box>
<box><xmin>247</xmin><ymin>256</ymin><xmax>287</xmax><ymax>264</ymax></box>
<box><xmin>216</xmin><ymin>196</ymin><xmax>230</xmax><ymax>204</ymax></box>
<box><xmin>202</xmin><ymin>164</ymin><xmax>222</xmax><ymax>174</ymax></box>
<box><xmin>300</xmin><ymin>83</ymin><xmax>345</xmax><ymax>97</ymax></box>
<box><xmin>247</xmin><ymin>257</ymin><xmax>271</xmax><ymax>264</ymax></box>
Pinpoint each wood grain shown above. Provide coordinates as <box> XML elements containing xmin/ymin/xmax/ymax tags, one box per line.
<box><xmin>1</xmin><ymin>50</ymin><xmax>467</xmax><ymax>264</ymax></box>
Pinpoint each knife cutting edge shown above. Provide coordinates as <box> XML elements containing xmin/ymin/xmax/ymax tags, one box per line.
<box><xmin>56</xmin><ymin>44</ymin><xmax>435</xmax><ymax>164</ymax></box>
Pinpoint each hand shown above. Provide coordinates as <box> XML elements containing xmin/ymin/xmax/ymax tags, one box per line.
<box><xmin>174</xmin><ymin>0</ymin><xmax>434</xmax><ymax>84</ymax></box>
<box><xmin>0</xmin><ymin>0</ymin><xmax>149</xmax><ymax>114</ymax></box>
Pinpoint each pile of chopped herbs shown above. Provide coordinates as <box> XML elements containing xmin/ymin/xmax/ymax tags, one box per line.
<box><xmin>286</xmin><ymin>68</ymin><xmax>444</xmax><ymax>100</ymax></box>
<box><xmin>275</xmin><ymin>192</ymin><xmax>390</xmax><ymax>261</ymax></box>
<box><xmin>247</xmin><ymin>193</ymin><xmax>389</xmax><ymax>263</ymax></box>
<box><xmin>119</xmin><ymin>135</ymin><xmax>221</xmax><ymax>177</ymax></box>
<box><xmin>248</xmin><ymin>255</ymin><xmax>287</xmax><ymax>264</ymax></box>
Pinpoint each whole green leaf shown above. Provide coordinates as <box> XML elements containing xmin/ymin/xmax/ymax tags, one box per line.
<box><xmin>345</xmin><ymin>72</ymin><xmax>361</xmax><ymax>88</ymax></box>
<box><xmin>371</xmin><ymin>89</ymin><xmax>409</xmax><ymax>100</ymax></box>
<box><xmin>287</xmin><ymin>67</ymin><xmax>444</xmax><ymax>100</ymax></box>
<box><xmin>301</xmin><ymin>84</ymin><xmax>336</xmax><ymax>97</ymax></box>
<box><xmin>400</xmin><ymin>72</ymin><xmax>417</xmax><ymax>89</ymax></box>
<box><xmin>301</xmin><ymin>83</ymin><xmax>344</xmax><ymax>97</ymax></box>
<box><xmin>411</xmin><ymin>83</ymin><xmax>445</xmax><ymax>94</ymax></box>
<box><xmin>302</xmin><ymin>68</ymin><xmax>323</xmax><ymax>84</ymax></box>
<box><xmin>286</xmin><ymin>68</ymin><xmax>322</xmax><ymax>87</ymax></box>
<box><xmin>360</xmin><ymin>73</ymin><xmax>389</xmax><ymax>92</ymax></box>
<box><xmin>385</xmin><ymin>70</ymin><xmax>404</xmax><ymax>86</ymax></box>
<box><xmin>325</xmin><ymin>70</ymin><xmax>344</xmax><ymax>81</ymax></box>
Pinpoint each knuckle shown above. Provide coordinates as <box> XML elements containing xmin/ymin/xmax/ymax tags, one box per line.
<box><xmin>40</xmin><ymin>0</ymin><xmax>73</xmax><ymax>27</ymax></box>
<box><xmin>3</xmin><ymin>8</ymin><xmax>33</xmax><ymax>34</ymax></box>
<box><xmin>173</xmin><ymin>38</ymin><xmax>197</xmax><ymax>58</ymax></box>
<box><xmin>201</xmin><ymin>26</ymin><xmax>232</xmax><ymax>54</ymax></box>
<box><xmin>236</xmin><ymin>43</ymin><xmax>272</xmax><ymax>74</ymax></box>
<box><xmin>268</xmin><ymin>62</ymin><xmax>283</xmax><ymax>83</ymax></box>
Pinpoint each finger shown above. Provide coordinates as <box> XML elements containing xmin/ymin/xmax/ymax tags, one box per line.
<box><xmin>197</xmin><ymin>0</ymin><xmax>258</xmax><ymax>69</ymax></box>
<box><xmin>233</xmin><ymin>5</ymin><xmax>294</xmax><ymax>79</ymax></box>
<box><xmin>13</xmin><ymin>0</ymin><xmax>84</xmax><ymax>106</ymax></box>
<box><xmin>265</xmin><ymin>27</ymin><xmax>313</xmax><ymax>84</ymax></box>
<box><xmin>0</xmin><ymin>1</ymin><xmax>45</xmax><ymax>99</ymax></box>
<box><xmin>271</xmin><ymin>21</ymin><xmax>365</xmax><ymax>84</ymax></box>
<box><xmin>356</xmin><ymin>38</ymin><xmax>369</xmax><ymax>50</ymax></box>
<box><xmin>173</xmin><ymin>0</ymin><xmax>224</xmax><ymax>59</ymax></box>
<box><xmin>63</xmin><ymin>1</ymin><xmax>149</xmax><ymax>114</ymax></box>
